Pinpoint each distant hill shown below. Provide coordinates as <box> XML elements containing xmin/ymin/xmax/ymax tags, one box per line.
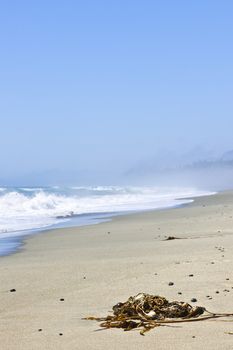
<box><xmin>123</xmin><ymin>149</ymin><xmax>233</xmax><ymax>190</ymax></box>
<box><xmin>125</xmin><ymin>149</ymin><xmax>233</xmax><ymax>178</ymax></box>
<box><xmin>221</xmin><ymin>150</ymin><xmax>233</xmax><ymax>162</ymax></box>
<box><xmin>187</xmin><ymin>150</ymin><xmax>233</xmax><ymax>170</ymax></box>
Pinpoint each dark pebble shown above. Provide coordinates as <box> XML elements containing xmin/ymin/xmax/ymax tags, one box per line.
<box><xmin>10</xmin><ymin>289</ymin><xmax>16</xmax><ymax>292</ymax></box>
<box><xmin>38</xmin><ymin>329</ymin><xmax>42</xmax><ymax>332</ymax></box>
<box><xmin>168</xmin><ymin>282</ymin><xmax>174</xmax><ymax>286</ymax></box>
<box><xmin>226</xmin><ymin>278</ymin><xmax>229</xmax><ymax>280</ymax></box>
<box><xmin>215</xmin><ymin>291</ymin><xmax>219</xmax><ymax>294</ymax></box>
<box><xmin>83</xmin><ymin>276</ymin><xmax>86</xmax><ymax>279</ymax></box>
<box><xmin>192</xmin><ymin>336</ymin><xmax>196</xmax><ymax>338</ymax></box>
<box><xmin>178</xmin><ymin>292</ymin><xmax>182</xmax><ymax>295</ymax></box>
<box><xmin>189</xmin><ymin>274</ymin><xmax>194</xmax><ymax>277</ymax></box>
<box><xmin>191</xmin><ymin>298</ymin><xmax>197</xmax><ymax>302</ymax></box>
<box><xmin>211</xmin><ymin>262</ymin><xmax>215</xmax><ymax>264</ymax></box>
<box><xmin>59</xmin><ymin>333</ymin><xmax>63</xmax><ymax>336</ymax></box>
<box><xmin>60</xmin><ymin>298</ymin><xmax>65</xmax><ymax>301</ymax></box>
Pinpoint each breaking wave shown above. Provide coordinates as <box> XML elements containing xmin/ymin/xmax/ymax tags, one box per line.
<box><xmin>0</xmin><ymin>186</ymin><xmax>213</xmax><ymax>237</ymax></box>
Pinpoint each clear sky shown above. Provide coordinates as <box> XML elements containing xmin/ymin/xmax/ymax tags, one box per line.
<box><xmin>1</xmin><ymin>0</ymin><xmax>233</xmax><ymax>185</ymax></box>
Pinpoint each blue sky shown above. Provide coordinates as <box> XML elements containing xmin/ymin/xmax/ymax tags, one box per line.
<box><xmin>1</xmin><ymin>1</ymin><xmax>233</xmax><ymax>185</ymax></box>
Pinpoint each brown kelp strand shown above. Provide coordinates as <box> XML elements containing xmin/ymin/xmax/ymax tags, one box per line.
<box><xmin>84</xmin><ymin>293</ymin><xmax>233</xmax><ymax>335</ymax></box>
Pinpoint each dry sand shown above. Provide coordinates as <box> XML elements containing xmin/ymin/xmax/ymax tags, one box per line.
<box><xmin>1</xmin><ymin>191</ymin><xmax>233</xmax><ymax>349</ymax></box>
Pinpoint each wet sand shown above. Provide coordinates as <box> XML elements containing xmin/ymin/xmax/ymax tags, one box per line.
<box><xmin>1</xmin><ymin>191</ymin><xmax>233</xmax><ymax>349</ymax></box>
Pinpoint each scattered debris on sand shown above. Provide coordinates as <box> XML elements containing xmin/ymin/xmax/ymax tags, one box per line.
<box><xmin>164</xmin><ymin>236</ymin><xmax>181</xmax><ymax>241</ymax></box>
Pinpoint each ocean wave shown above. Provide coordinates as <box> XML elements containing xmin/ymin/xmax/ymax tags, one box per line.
<box><xmin>19</xmin><ymin>187</ymin><xmax>44</xmax><ymax>192</ymax></box>
<box><xmin>0</xmin><ymin>186</ymin><xmax>213</xmax><ymax>235</ymax></box>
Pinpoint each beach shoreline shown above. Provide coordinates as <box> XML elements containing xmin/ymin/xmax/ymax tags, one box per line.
<box><xmin>0</xmin><ymin>190</ymin><xmax>214</xmax><ymax>258</ymax></box>
<box><xmin>1</xmin><ymin>191</ymin><xmax>233</xmax><ymax>349</ymax></box>
<box><xmin>0</xmin><ymin>185</ymin><xmax>213</xmax><ymax>257</ymax></box>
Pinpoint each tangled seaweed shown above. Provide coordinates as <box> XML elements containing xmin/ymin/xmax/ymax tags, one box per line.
<box><xmin>84</xmin><ymin>293</ymin><xmax>233</xmax><ymax>335</ymax></box>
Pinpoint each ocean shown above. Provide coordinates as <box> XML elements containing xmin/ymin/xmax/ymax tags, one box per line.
<box><xmin>0</xmin><ymin>185</ymin><xmax>213</xmax><ymax>255</ymax></box>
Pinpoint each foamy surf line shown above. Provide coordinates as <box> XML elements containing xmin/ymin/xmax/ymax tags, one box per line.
<box><xmin>0</xmin><ymin>186</ymin><xmax>214</xmax><ymax>256</ymax></box>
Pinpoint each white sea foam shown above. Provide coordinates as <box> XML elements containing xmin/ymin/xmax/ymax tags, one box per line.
<box><xmin>0</xmin><ymin>186</ymin><xmax>214</xmax><ymax>236</ymax></box>
<box><xmin>19</xmin><ymin>187</ymin><xmax>44</xmax><ymax>192</ymax></box>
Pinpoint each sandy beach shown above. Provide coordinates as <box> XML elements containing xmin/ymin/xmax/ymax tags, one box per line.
<box><xmin>1</xmin><ymin>191</ymin><xmax>233</xmax><ymax>349</ymax></box>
